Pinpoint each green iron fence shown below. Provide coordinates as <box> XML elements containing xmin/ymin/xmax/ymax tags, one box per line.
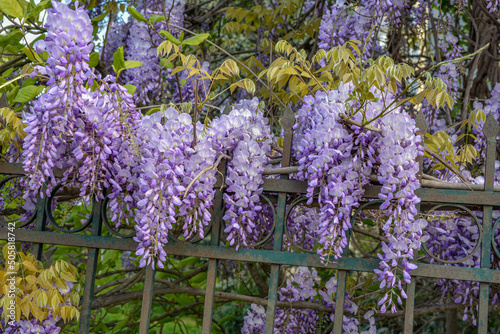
<box><xmin>1</xmin><ymin>108</ymin><xmax>500</xmax><ymax>333</ymax></box>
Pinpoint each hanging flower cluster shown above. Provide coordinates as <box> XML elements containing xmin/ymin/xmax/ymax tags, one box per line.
<box><xmin>318</xmin><ymin>0</ymin><xmax>429</xmax><ymax>58</ymax></box>
<box><xmin>293</xmin><ymin>84</ymin><xmax>425</xmax><ymax>310</ymax></box>
<box><xmin>132</xmin><ymin>99</ymin><xmax>272</xmax><ymax>268</ymax></box>
<box><xmin>210</xmin><ymin>98</ymin><xmax>272</xmax><ymax>247</ymax></box>
<box><xmin>375</xmin><ymin>112</ymin><xmax>427</xmax><ymax>313</ymax></box>
<box><xmin>133</xmin><ymin>108</ymin><xmax>217</xmax><ymax>268</ymax></box>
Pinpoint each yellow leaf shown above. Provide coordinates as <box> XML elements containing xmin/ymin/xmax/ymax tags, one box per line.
<box><xmin>22</xmin><ymin>260</ymin><xmax>38</xmax><ymax>273</ymax></box>
<box><xmin>60</xmin><ymin>271</ymin><xmax>76</xmax><ymax>282</ymax></box>
<box><xmin>29</xmin><ymin>301</ymin><xmax>42</xmax><ymax>321</ymax></box>
<box><xmin>51</xmin><ymin>294</ymin><xmax>60</xmax><ymax>311</ymax></box>
<box><xmin>19</xmin><ymin>300</ymin><xmax>30</xmax><ymax>318</ymax></box>
<box><xmin>25</xmin><ymin>275</ymin><xmax>37</xmax><ymax>285</ymax></box>
<box><xmin>55</xmin><ymin>278</ymin><xmax>67</xmax><ymax>291</ymax></box>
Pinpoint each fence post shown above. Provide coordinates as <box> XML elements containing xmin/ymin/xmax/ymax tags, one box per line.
<box><xmin>139</xmin><ymin>265</ymin><xmax>156</xmax><ymax>333</ymax></box>
<box><xmin>477</xmin><ymin>112</ymin><xmax>498</xmax><ymax>332</ymax></box>
<box><xmin>201</xmin><ymin>160</ymin><xmax>227</xmax><ymax>334</ymax></box>
<box><xmin>79</xmin><ymin>198</ymin><xmax>103</xmax><ymax>334</ymax></box>
<box><xmin>403</xmin><ymin>110</ymin><xmax>428</xmax><ymax>333</ymax></box>
<box><xmin>264</xmin><ymin>105</ymin><xmax>295</xmax><ymax>334</ymax></box>
<box><xmin>32</xmin><ymin>188</ymin><xmax>47</xmax><ymax>261</ymax></box>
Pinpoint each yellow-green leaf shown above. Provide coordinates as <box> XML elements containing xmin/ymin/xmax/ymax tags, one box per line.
<box><xmin>0</xmin><ymin>0</ymin><xmax>24</xmax><ymax>19</ymax></box>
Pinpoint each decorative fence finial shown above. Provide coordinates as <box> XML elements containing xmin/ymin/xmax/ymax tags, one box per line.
<box><xmin>281</xmin><ymin>104</ymin><xmax>295</xmax><ymax>132</ymax></box>
<box><xmin>415</xmin><ymin>110</ymin><xmax>428</xmax><ymax>136</ymax></box>
<box><xmin>483</xmin><ymin>112</ymin><xmax>500</xmax><ymax>140</ymax></box>
<box><xmin>0</xmin><ymin>93</ymin><xmax>7</xmax><ymax>108</ymax></box>
<box><xmin>222</xmin><ymin>104</ymin><xmax>231</xmax><ymax>115</ymax></box>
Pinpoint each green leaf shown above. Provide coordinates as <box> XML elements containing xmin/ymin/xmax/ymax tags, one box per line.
<box><xmin>149</xmin><ymin>15</ymin><xmax>165</xmax><ymax>24</ymax></box>
<box><xmin>88</xmin><ymin>52</ymin><xmax>99</xmax><ymax>68</ymax></box>
<box><xmin>12</xmin><ymin>85</ymin><xmax>43</xmax><ymax>103</ymax></box>
<box><xmin>160</xmin><ymin>58</ymin><xmax>173</xmax><ymax>69</ymax></box>
<box><xmin>124</xmin><ymin>60</ymin><xmax>142</xmax><ymax>70</ymax></box>
<box><xmin>0</xmin><ymin>0</ymin><xmax>24</xmax><ymax>18</ymax></box>
<box><xmin>160</xmin><ymin>30</ymin><xmax>180</xmax><ymax>45</ymax></box>
<box><xmin>127</xmin><ymin>6</ymin><xmax>147</xmax><ymax>22</ymax></box>
<box><xmin>112</xmin><ymin>46</ymin><xmax>126</xmax><ymax>75</ymax></box>
<box><xmin>88</xmin><ymin>0</ymin><xmax>97</xmax><ymax>10</ymax></box>
<box><xmin>91</xmin><ymin>11</ymin><xmax>107</xmax><ymax>22</ymax></box>
<box><xmin>124</xmin><ymin>84</ymin><xmax>136</xmax><ymax>95</ymax></box>
<box><xmin>189</xmin><ymin>272</ymin><xmax>207</xmax><ymax>283</ymax></box>
<box><xmin>181</xmin><ymin>33</ymin><xmax>210</xmax><ymax>46</ymax></box>
<box><xmin>27</xmin><ymin>0</ymin><xmax>50</xmax><ymax>19</ymax></box>
<box><xmin>146</xmin><ymin>107</ymin><xmax>160</xmax><ymax>115</ymax></box>
<box><xmin>22</xmin><ymin>46</ymin><xmax>41</xmax><ymax>62</ymax></box>
<box><xmin>21</xmin><ymin>77</ymin><xmax>35</xmax><ymax>87</ymax></box>
<box><xmin>179</xmin><ymin>257</ymin><xmax>199</xmax><ymax>267</ymax></box>
<box><xmin>2</xmin><ymin>67</ymin><xmax>13</xmax><ymax>78</ymax></box>
<box><xmin>0</xmin><ymin>30</ymin><xmax>23</xmax><ymax>49</ymax></box>
<box><xmin>361</xmin><ymin>219</ymin><xmax>374</xmax><ymax>226</ymax></box>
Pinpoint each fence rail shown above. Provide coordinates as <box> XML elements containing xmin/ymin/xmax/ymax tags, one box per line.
<box><xmin>1</xmin><ymin>108</ymin><xmax>500</xmax><ymax>333</ymax></box>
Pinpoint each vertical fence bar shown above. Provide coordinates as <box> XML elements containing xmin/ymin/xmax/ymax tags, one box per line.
<box><xmin>264</xmin><ymin>106</ymin><xmax>295</xmax><ymax>334</ymax></box>
<box><xmin>139</xmin><ymin>265</ymin><xmax>156</xmax><ymax>333</ymax></box>
<box><xmin>333</xmin><ymin>270</ymin><xmax>347</xmax><ymax>334</ymax></box>
<box><xmin>403</xmin><ymin>278</ymin><xmax>416</xmax><ymax>333</ymax></box>
<box><xmin>202</xmin><ymin>161</ymin><xmax>227</xmax><ymax>334</ymax></box>
<box><xmin>403</xmin><ymin>111</ymin><xmax>426</xmax><ymax>333</ymax></box>
<box><xmin>32</xmin><ymin>188</ymin><xmax>47</xmax><ymax>261</ymax></box>
<box><xmin>477</xmin><ymin>113</ymin><xmax>498</xmax><ymax>332</ymax></box>
<box><xmin>79</xmin><ymin>198</ymin><xmax>103</xmax><ymax>334</ymax></box>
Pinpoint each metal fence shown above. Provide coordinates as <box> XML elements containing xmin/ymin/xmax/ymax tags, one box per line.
<box><xmin>1</xmin><ymin>108</ymin><xmax>500</xmax><ymax>334</ymax></box>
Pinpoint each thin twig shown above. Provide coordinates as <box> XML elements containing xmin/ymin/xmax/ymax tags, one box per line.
<box><xmin>168</xmin><ymin>23</ymin><xmax>286</xmax><ymax>108</ymax></box>
<box><xmin>339</xmin><ymin>114</ymin><xmax>473</xmax><ymax>189</ymax></box>
<box><xmin>183</xmin><ymin>154</ymin><xmax>230</xmax><ymax>198</ymax></box>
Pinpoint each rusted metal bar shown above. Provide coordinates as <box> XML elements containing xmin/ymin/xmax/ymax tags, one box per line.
<box><xmin>477</xmin><ymin>114</ymin><xmax>498</xmax><ymax>332</ymax></box>
<box><xmin>264</xmin><ymin>105</ymin><xmax>294</xmax><ymax>334</ymax></box>
<box><xmin>0</xmin><ymin>163</ymin><xmax>24</xmax><ymax>175</ymax></box>
<box><xmin>403</xmin><ymin>114</ymin><xmax>422</xmax><ymax>333</ymax></box>
<box><xmin>139</xmin><ymin>265</ymin><xmax>156</xmax><ymax>334</ymax></box>
<box><xmin>333</xmin><ymin>270</ymin><xmax>347</xmax><ymax>334</ymax></box>
<box><xmin>79</xmin><ymin>198</ymin><xmax>103</xmax><ymax>334</ymax></box>
<box><xmin>201</xmin><ymin>161</ymin><xmax>226</xmax><ymax>334</ymax></box>
<box><xmin>404</xmin><ymin>278</ymin><xmax>416</xmax><ymax>333</ymax></box>
<box><xmin>32</xmin><ymin>188</ymin><xmax>46</xmax><ymax>261</ymax></box>
<box><xmin>262</xmin><ymin>179</ymin><xmax>500</xmax><ymax>207</ymax></box>
<box><xmin>5</xmin><ymin>228</ymin><xmax>500</xmax><ymax>283</ymax></box>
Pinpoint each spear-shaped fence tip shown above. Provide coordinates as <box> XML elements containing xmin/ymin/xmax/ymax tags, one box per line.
<box><xmin>0</xmin><ymin>93</ymin><xmax>8</xmax><ymax>108</ymax></box>
<box><xmin>281</xmin><ymin>104</ymin><xmax>295</xmax><ymax>131</ymax></box>
<box><xmin>222</xmin><ymin>104</ymin><xmax>231</xmax><ymax>115</ymax></box>
<box><xmin>415</xmin><ymin>110</ymin><xmax>428</xmax><ymax>136</ymax></box>
<box><xmin>483</xmin><ymin>112</ymin><xmax>500</xmax><ymax>140</ymax></box>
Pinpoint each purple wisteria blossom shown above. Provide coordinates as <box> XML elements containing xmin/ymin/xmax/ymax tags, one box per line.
<box><xmin>133</xmin><ymin>108</ymin><xmax>217</xmax><ymax>268</ymax></box>
<box><xmin>210</xmin><ymin>98</ymin><xmax>272</xmax><ymax>248</ymax></box>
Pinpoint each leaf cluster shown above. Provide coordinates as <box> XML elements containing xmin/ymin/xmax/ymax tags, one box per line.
<box><xmin>0</xmin><ymin>246</ymin><xmax>80</xmax><ymax>326</ymax></box>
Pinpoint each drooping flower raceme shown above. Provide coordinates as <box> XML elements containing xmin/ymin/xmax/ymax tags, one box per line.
<box><xmin>318</xmin><ymin>0</ymin><xmax>429</xmax><ymax>59</ymax></box>
<box><xmin>121</xmin><ymin>0</ymin><xmax>186</xmax><ymax>106</ymax></box>
<box><xmin>293</xmin><ymin>85</ymin><xmax>371</xmax><ymax>260</ymax></box>
<box><xmin>133</xmin><ymin>108</ymin><xmax>217</xmax><ymax>268</ymax></box>
<box><xmin>294</xmin><ymin>84</ymin><xmax>425</xmax><ymax>312</ymax></box>
<box><xmin>210</xmin><ymin>98</ymin><xmax>272</xmax><ymax>248</ymax></box>
<box><xmin>375</xmin><ymin>111</ymin><xmax>427</xmax><ymax>313</ymax></box>
<box><xmin>23</xmin><ymin>0</ymin><xmax>94</xmax><ymax>197</ymax></box>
